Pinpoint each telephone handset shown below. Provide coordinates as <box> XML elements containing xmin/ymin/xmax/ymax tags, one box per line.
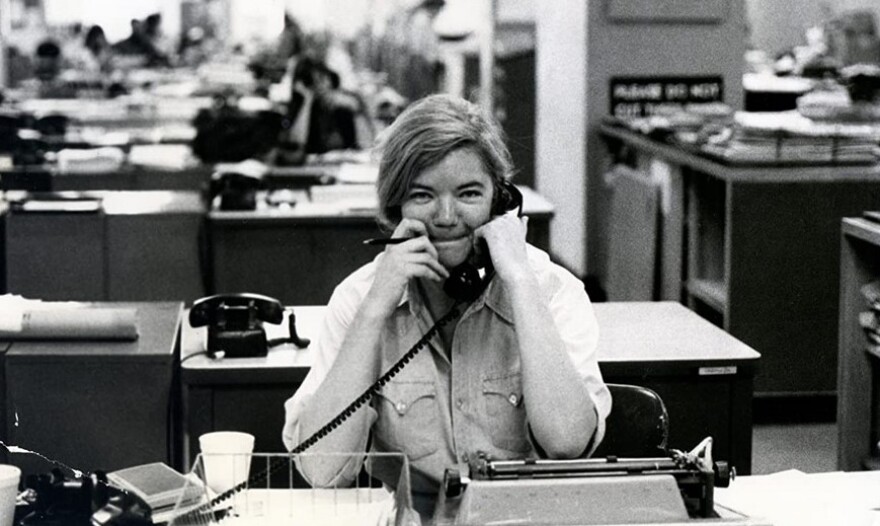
<box><xmin>189</xmin><ymin>292</ymin><xmax>310</xmax><ymax>358</ymax></box>
<box><xmin>443</xmin><ymin>179</ymin><xmax>524</xmax><ymax>302</ymax></box>
<box><xmin>176</xmin><ymin>182</ymin><xmax>524</xmax><ymax>522</ymax></box>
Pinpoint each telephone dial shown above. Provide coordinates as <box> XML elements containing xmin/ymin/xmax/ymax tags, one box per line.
<box><xmin>189</xmin><ymin>293</ymin><xmax>310</xmax><ymax>358</ymax></box>
<box><xmin>176</xmin><ymin>180</ymin><xmax>524</xmax><ymax>522</ymax></box>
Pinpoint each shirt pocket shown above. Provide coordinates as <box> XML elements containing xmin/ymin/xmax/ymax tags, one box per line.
<box><xmin>374</xmin><ymin>379</ymin><xmax>439</xmax><ymax>461</ymax></box>
<box><xmin>482</xmin><ymin>372</ymin><xmax>530</xmax><ymax>453</ymax></box>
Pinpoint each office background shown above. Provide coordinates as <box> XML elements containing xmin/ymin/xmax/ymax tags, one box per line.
<box><xmin>1</xmin><ymin>0</ymin><xmax>880</xmax><ymax>485</ymax></box>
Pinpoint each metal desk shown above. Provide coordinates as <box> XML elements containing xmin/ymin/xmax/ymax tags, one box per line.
<box><xmin>3</xmin><ymin>302</ymin><xmax>184</xmax><ymax>476</ymax></box>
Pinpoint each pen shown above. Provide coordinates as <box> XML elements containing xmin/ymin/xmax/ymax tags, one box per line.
<box><xmin>363</xmin><ymin>237</ymin><xmax>413</xmax><ymax>246</ymax></box>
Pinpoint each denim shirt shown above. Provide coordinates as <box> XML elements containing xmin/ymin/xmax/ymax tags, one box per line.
<box><xmin>283</xmin><ymin>244</ymin><xmax>610</xmax><ymax>501</ymax></box>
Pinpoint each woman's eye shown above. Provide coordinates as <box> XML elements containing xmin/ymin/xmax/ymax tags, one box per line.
<box><xmin>460</xmin><ymin>190</ymin><xmax>483</xmax><ymax>199</ymax></box>
<box><xmin>407</xmin><ymin>192</ymin><xmax>432</xmax><ymax>203</ymax></box>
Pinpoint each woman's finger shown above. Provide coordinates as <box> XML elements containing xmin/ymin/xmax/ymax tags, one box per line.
<box><xmin>399</xmin><ymin>235</ymin><xmax>440</xmax><ymax>260</ymax></box>
<box><xmin>393</xmin><ymin>218</ymin><xmax>428</xmax><ymax>239</ymax></box>
<box><xmin>407</xmin><ymin>252</ymin><xmax>450</xmax><ymax>279</ymax></box>
<box><xmin>407</xmin><ymin>263</ymin><xmax>445</xmax><ymax>283</ymax></box>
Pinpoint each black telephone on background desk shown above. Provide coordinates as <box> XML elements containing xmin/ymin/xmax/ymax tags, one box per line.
<box><xmin>189</xmin><ymin>293</ymin><xmax>310</xmax><ymax>358</ymax></box>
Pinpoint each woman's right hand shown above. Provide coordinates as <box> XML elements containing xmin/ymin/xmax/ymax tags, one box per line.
<box><xmin>366</xmin><ymin>219</ymin><xmax>449</xmax><ymax>315</ymax></box>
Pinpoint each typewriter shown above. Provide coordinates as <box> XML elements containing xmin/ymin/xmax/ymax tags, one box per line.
<box><xmin>433</xmin><ymin>438</ymin><xmax>764</xmax><ymax>526</ymax></box>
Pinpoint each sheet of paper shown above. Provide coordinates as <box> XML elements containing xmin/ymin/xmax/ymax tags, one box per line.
<box><xmin>716</xmin><ymin>470</ymin><xmax>880</xmax><ymax>526</ymax></box>
<box><xmin>208</xmin><ymin>488</ymin><xmax>395</xmax><ymax>526</ymax></box>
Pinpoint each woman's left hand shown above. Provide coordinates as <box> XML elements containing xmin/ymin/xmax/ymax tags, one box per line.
<box><xmin>474</xmin><ymin>213</ymin><xmax>531</xmax><ymax>283</ymax></box>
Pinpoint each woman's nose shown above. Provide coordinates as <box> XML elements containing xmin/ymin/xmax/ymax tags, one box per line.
<box><xmin>434</xmin><ymin>197</ymin><xmax>457</xmax><ymax>225</ymax></box>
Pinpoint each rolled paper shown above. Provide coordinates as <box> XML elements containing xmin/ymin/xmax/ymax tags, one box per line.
<box><xmin>0</xmin><ymin>307</ymin><xmax>139</xmax><ymax>340</ymax></box>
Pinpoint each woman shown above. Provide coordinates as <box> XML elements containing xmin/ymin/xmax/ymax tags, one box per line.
<box><xmin>282</xmin><ymin>94</ymin><xmax>610</xmax><ymax>521</ymax></box>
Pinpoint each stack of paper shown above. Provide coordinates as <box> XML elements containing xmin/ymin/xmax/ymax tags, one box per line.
<box><xmin>56</xmin><ymin>147</ymin><xmax>125</xmax><ymax>173</ymax></box>
<box><xmin>129</xmin><ymin>144</ymin><xmax>197</xmax><ymax>171</ymax></box>
<box><xmin>309</xmin><ymin>183</ymin><xmax>378</xmax><ymax>213</ymax></box>
<box><xmin>702</xmin><ymin>111</ymin><xmax>880</xmax><ymax>164</ymax></box>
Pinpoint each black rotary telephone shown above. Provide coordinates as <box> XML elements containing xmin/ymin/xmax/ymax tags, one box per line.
<box><xmin>175</xmin><ymin>181</ymin><xmax>524</xmax><ymax>522</ymax></box>
<box><xmin>189</xmin><ymin>293</ymin><xmax>310</xmax><ymax>358</ymax></box>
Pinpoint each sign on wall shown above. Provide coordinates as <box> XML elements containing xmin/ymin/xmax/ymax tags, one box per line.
<box><xmin>609</xmin><ymin>76</ymin><xmax>724</xmax><ymax>118</ymax></box>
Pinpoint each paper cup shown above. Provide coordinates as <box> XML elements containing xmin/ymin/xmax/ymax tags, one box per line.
<box><xmin>0</xmin><ymin>465</ymin><xmax>20</xmax><ymax>526</ymax></box>
<box><xmin>199</xmin><ymin>431</ymin><xmax>255</xmax><ymax>494</ymax></box>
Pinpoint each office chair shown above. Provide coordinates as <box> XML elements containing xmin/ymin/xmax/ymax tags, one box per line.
<box><xmin>592</xmin><ymin>383</ymin><xmax>669</xmax><ymax>458</ymax></box>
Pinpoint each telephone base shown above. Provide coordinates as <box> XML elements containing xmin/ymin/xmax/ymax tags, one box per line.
<box><xmin>207</xmin><ymin>328</ymin><xmax>268</xmax><ymax>358</ymax></box>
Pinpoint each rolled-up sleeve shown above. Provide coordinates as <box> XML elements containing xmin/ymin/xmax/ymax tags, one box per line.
<box><xmin>281</xmin><ymin>275</ymin><xmax>378</xmax><ymax>486</ymax></box>
<box><xmin>546</xmin><ymin>268</ymin><xmax>611</xmax><ymax>456</ymax></box>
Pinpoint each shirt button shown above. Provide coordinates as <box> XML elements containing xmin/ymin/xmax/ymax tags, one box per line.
<box><xmin>395</xmin><ymin>402</ymin><xmax>407</xmax><ymax>414</ymax></box>
<box><xmin>456</xmin><ymin>398</ymin><xmax>464</xmax><ymax>409</ymax></box>
<box><xmin>508</xmin><ymin>393</ymin><xmax>519</xmax><ymax>406</ymax></box>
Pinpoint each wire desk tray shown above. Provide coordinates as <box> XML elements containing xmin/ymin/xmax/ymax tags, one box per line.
<box><xmin>167</xmin><ymin>452</ymin><xmax>417</xmax><ymax>526</ymax></box>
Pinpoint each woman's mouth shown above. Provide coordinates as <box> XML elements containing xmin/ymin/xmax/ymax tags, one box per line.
<box><xmin>432</xmin><ymin>235</ymin><xmax>470</xmax><ymax>248</ymax></box>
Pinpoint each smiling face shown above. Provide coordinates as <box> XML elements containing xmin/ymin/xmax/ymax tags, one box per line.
<box><xmin>401</xmin><ymin>148</ymin><xmax>495</xmax><ymax>269</ymax></box>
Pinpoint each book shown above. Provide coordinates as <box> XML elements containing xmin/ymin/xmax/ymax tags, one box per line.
<box><xmin>107</xmin><ymin>462</ymin><xmax>204</xmax><ymax>513</ymax></box>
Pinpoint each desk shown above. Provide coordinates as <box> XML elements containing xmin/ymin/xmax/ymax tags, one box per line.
<box><xmin>601</xmin><ymin>125</ymin><xmax>880</xmax><ymax>398</ymax></box>
<box><xmin>3</xmin><ymin>191</ymin><xmax>206</xmax><ymax>302</ymax></box>
<box><xmin>0</xmin><ymin>164</ymin><xmax>210</xmax><ymax>192</ymax></box>
<box><xmin>208</xmin><ymin>186</ymin><xmax>555</xmax><ymax>306</ymax></box>
<box><xmin>2</xmin><ymin>302</ymin><xmax>183</xmax><ymax>477</ymax></box>
<box><xmin>180</xmin><ymin>301</ymin><xmax>759</xmax><ymax>474</ymax></box>
<box><xmin>837</xmin><ymin>216</ymin><xmax>880</xmax><ymax>470</ymax></box>
<box><xmin>51</xmin><ymin>165</ymin><xmax>210</xmax><ymax>192</ymax></box>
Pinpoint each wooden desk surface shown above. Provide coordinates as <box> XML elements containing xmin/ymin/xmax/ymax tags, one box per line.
<box><xmin>181</xmin><ymin>301</ymin><xmax>759</xmax><ymax>382</ymax></box>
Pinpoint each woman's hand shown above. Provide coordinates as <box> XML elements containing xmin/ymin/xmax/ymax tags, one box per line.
<box><xmin>475</xmin><ymin>214</ymin><xmax>531</xmax><ymax>284</ymax></box>
<box><xmin>366</xmin><ymin>219</ymin><xmax>450</xmax><ymax>315</ymax></box>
